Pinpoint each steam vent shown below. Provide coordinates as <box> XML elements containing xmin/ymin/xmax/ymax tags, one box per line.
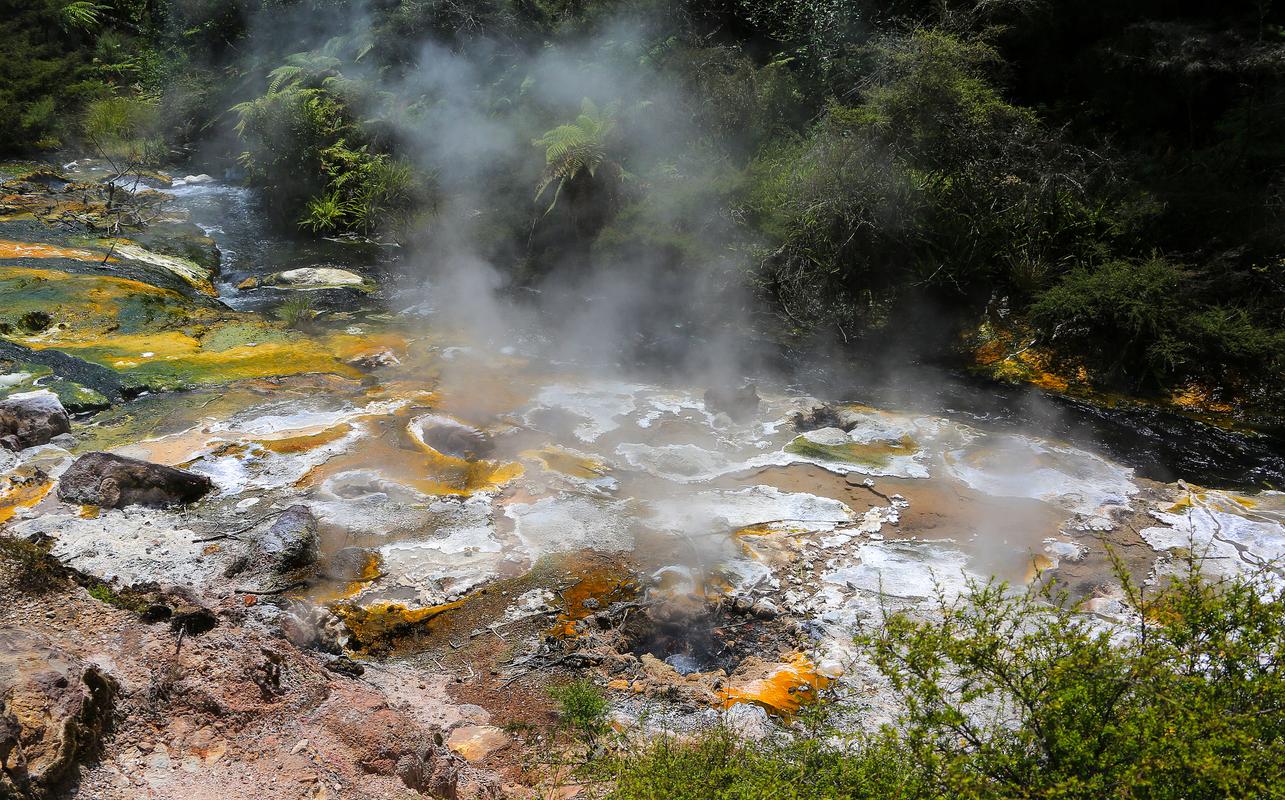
<box><xmin>3</xmin><ymin>2</ymin><xmax>1285</xmax><ymax>798</ymax></box>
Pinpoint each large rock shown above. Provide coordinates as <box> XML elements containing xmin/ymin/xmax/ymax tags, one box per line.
<box><xmin>56</xmin><ymin>452</ymin><xmax>213</xmax><ymax>509</ymax></box>
<box><xmin>723</xmin><ymin>703</ymin><xmax>772</xmax><ymax>741</ymax></box>
<box><xmin>0</xmin><ymin>629</ymin><xmax>117</xmax><ymax>798</ymax></box>
<box><xmin>0</xmin><ymin>341</ymin><xmax>124</xmax><ymax>406</ymax></box>
<box><xmin>260</xmin><ymin>505</ymin><xmax>320</xmax><ymax>571</ymax></box>
<box><xmin>237</xmin><ymin>267</ymin><xmax>369</xmax><ymax>292</ymax></box>
<box><xmin>0</xmin><ymin>392</ymin><xmax>70</xmax><ymax>451</ymax></box>
<box><xmin>228</xmin><ymin>505</ymin><xmax>320</xmax><ymax>578</ymax></box>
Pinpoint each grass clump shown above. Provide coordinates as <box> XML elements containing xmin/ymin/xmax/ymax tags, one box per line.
<box><xmin>0</xmin><ymin>536</ymin><xmax>65</xmax><ymax>593</ymax></box>
<box><xmin>86</xmin><ymin>581</ymin><xmax>150</xmax><ymax>613</ymax></box>
<box><xmin>274</xmin><ymin>294</ymin><xmax>316</xmax><ymax>329</ymax></box>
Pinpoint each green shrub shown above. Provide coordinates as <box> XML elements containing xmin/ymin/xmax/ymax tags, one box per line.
<box><xmin>274</xmin><ymin>294</ymin><xmax>316</xmax><ymax>328</ymax></box>
<box><xmin>82</xmin><ymin>95</ymin><xmax>163</xmax><ymax>163</ymax></box>
<box><xmin>606</xmin><ymin>560</ymin><xmax>1285</xmax><ymax>799</ymax></box>
<box><xmin>605</xmin><ymin>730</ymin><xmax>925</xmax><ymax>800</ymax></box>
<box><xmin>865</xmin><ymin>559</ymin><xmax>1285</xmax><ymax>799</ymax></box>
<box><xmin>748</xmin><ymin>29</ymin><xmax>1121</xmax><ymax>342</ymax></box>
<box><xmin>1030</xmin><ymin>257</ymin><xmax>1283</xmax><ymax>391</ymax></box>
<box><xmin>300</xmin><ymin>191</ymin><xmax>356</xmax><ymax>234</ymax></box>
<box><xmin>549</xmin><ymin>678</ymin><xmax>608</xmax><ymax>737</ymax></box>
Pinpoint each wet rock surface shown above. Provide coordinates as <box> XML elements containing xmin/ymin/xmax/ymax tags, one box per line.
<box><xmin>234</xmin><ymin>505</ymin><xmax>320</xmax><ymax>575</ymax></box>
<box><xmin>57</xmin><ymin>452</ymin><xmax>213</xmax><ymax>508</ymax></box>
<box><xmin>0</xmin><ymin>341</ymin><xmax>125</xmax><ymax>407</ymax></box>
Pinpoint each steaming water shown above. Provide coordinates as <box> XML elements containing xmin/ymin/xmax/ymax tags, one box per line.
<box><xmin>12</xmin><ymin>174</ymin><xmax>1282</xmax><ymax>693</ymax></box>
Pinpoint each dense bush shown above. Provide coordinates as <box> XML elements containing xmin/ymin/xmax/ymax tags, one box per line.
<box><xmin>750</xmin><ymin>31</ymin><xmax>1123</xmax><ymax>339</ymax></box>
<box><xmin>83</xmin><ymin>95</ymin><xmax>164</xmax><ymax>163</ymax></box>
<box><xmin>232</xmin><ymin>70</ymin><xmax>417</xmax><ymax>234</ymax></box>
<box><xmin>1031</xmin><ymin>257</ymin><xmax>1284</xmax><ymax>392</ymax></box>
<box><xmin>605</xmin><ymin>560</ymin><xmax>1285</xmax><ymax>799</ymax></box>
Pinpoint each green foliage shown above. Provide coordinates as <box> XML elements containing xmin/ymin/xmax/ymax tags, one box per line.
<box><xmin>533</xmin><ymin>98</ymin><xmax>621</xmax><ymax>213</ymax></box>
<box><xmin>1030</xmin><ymin>257</ymin><xmax>1284</xmax><ymax>391</ymax></box>
<box><xmin>690</xmin><ymin>0</ymin><xmax>866</xmax><ymax>93</ymax></box>
<box><xmin>59</xmin><ymin>1</ymin><xmax>108</xmax><ymax>32</ymax></box>
<box><xmin>865</xmin><ymin>558</ymin><xmax>1285</xmax><ymax>799</ymax></box>
<box><xmin>87</xmin><ymin>581</ymin><xmax>150</xmax><ymax>612</ymax></box>
<box><xmin>748</xmin><ymin>26</ymin><xmax>1160</xmax><ymax>374</ymax></box>
<box><xmin>83</xmin><ymin>95</ymin><xmax>163</xmax><ymax>163</ymax></box>
<box><xmin>300</xmin><ymin>191</ymin><xmax>357</xmax><ymax>234</ymax></box>
<box><xmin>604</xmin><ymin>728</ymin><xmax>925</xmax><ymax>800</ymax></box>
<box><xmin>548</xmin><ymin>678</ymin><xmax>608</xmax><ymax>737</ymax></box>
<box><xmin>607</xmin><ymin>560</ymin><xmax>1285</xmax><ymax>799</ymax></box>
<box><xmin>233</xmin><ymin>40</ymin><xmax>419</xmax><ymax>235</ymax></box>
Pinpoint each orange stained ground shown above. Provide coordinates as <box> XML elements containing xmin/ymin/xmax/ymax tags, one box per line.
<box><xmin>0</xmin><ymin>240</ymin><xmax>114</xmax><ymax>262</ymax></box>
<box><xmin>253</xmin><ymin>423</ymin><xmax>355</xmax><ymax>454</ymax></box>
<box><xmin>718</xmin><ymin>653</ymin><xmax>833</xmax><ymax>717</ymax></box>
<box><xmin>332</xmin><ymin>598</ymin><xmax>466</xmax><ymax>648</ymax></box>
<box><xmin>546</xmin><ymin>560</ymin><xmax>639</xmax><ymax>639</ymax></box>
<box><xmin>0</xmin><ymin>475</ymin><xmax>54</xmax><ymax>525</ymax></box>
<box><xmin>522</xmin><ymin>446</ymin><xmax>610</xmax><ymax>480</ymax></box>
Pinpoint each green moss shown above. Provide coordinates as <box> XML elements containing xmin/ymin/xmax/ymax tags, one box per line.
<box><xmin>87</xmin><ymin>582</ymin><xmax>151</xmax><ymax>613</ymax></box>
<box><xmin>45</xmin><ymin>378</ymin><xmax>110</xmax><ymax>412</ymax></box>
<box><xmin>199</xmin><ymin>322</ymin><xmax>298</xmax><ymax>352</ymax></box>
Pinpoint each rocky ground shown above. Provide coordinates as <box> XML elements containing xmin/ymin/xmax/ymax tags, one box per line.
<box><xmin>2</xmin><ymin>161</ymin><xmax>1283</xmax><ymax>799</ymax></box>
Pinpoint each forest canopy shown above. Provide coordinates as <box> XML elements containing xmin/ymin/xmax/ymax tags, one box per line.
<box><xmin>3</xmin><ymin>0</ymin><xmax>1283</xmax><ymax>408</ymax></box>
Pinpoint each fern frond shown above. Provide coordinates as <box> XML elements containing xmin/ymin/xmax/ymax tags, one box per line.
<box><xmin>60</xmin><ymin>1</ymin><xmax>108</xmax><ymax>31</ymax></box>
<box><xmin>268</xmin><ymin>65</ymin><xmax>306</xmax><ymax>93</ymax></box>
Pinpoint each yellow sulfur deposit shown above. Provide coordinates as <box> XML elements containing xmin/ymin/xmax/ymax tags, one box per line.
<box><xmin>254</xmin><ymin>423</ymin><xmax>355</xmax><ymax>454</ymax></box>
<box><xmin>523</xmin><ymin>446</ymin><xmax>609</xmax><ymax>480</ymax></box>
<box><xmin>333</xmin><ymin>598</ymin><xmax>465</xmax><ymax>648</ymax></box>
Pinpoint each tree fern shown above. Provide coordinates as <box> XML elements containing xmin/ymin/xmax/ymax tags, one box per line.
<box><xmin>532</xmin><ymin>98</ymin><xmax>620</xmax><ymax>213</ymax></box>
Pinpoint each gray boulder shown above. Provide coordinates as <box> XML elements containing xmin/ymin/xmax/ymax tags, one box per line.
<box><xmin>56</xmin><ymin>452</ymin><xmax>212</xmax><ymax>509</ymax></box>
<box><xmin>258</xmin><ymin>505</ymin><xmax>320</xmax><ymax>573</ymax></box>
<box><xmin>0</xmin><ymin>391</ymin><xmax>70</xmax><ymax>452</ymax></box>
